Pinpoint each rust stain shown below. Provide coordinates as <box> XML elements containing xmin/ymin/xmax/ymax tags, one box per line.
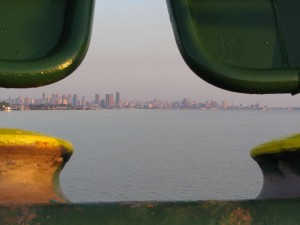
<box><xmin>35</xmin><ymin>141</ymin><xmax>50</xmax><ymax>149</ymax></box>
<box><xmin>221</xmin><ymin>207</ymin><xmax>253</xmax><ymax>225</ymax></box>
<box><xmin>3</xmin><ymin>207</ymin><xmax>37</xmax><ymax>225</ymax></box>
<box><xmin>146</xmin><ymin>203</ymin><xmax>154</xmax><ymax>208</ymax></box>
<box><xmin>120</xmin><ymin>202</ymin><xmax>155</xmax><ymax>209</ymax></box>
<box><xmin>0</xmin><ymin>148</ymin><xmax>67</xmax><ymax>203</ymax></box>
<box><xmin>201</xmin><ymin>200</ymin><xmax>236</xmax><ymax>209</ymax></box>
<box><xmin>201</xmin><ymin>200</ymin><xmax>238</xmax><ymax>216</ymax></box>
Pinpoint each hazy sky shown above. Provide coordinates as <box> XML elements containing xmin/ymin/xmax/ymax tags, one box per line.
<box><xmin>0</xmin><ymin>0</ymin><xmax>300</xmax><ymax>107</ymax></box>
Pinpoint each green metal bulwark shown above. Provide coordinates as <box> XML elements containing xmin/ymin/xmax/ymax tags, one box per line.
<box><xmin>0</xmin><ymin>200</ymin><xmax>299</xmax><ymax>225</ymax></box>
<box><xmin>166</xmin><ymin>0</ymin><xmax>300</xmax><ymax>94</ymax></box>
<box><xmin>0</xmin><ymin>0</ymin><xmax>94</xmax><ymax>88</ymax></box>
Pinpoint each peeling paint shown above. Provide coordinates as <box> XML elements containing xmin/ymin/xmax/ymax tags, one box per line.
<box><xmin>221</xmin><ymin>208</ymin><xmax>252</xmax><ymax>225</ymax></box>
<box><xmin>3</xmin><ymin>207</ymin><xmax>37</xmax><ymax>225</ymax></box>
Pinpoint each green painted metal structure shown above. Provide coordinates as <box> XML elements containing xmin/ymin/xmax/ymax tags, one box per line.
<box><xmin>166</xmin><ymin>0</ymin><xmax>300</xmax><ymax>94</ymax></box>
<box><xmin>0</xmin><ymin>1</ymin><xmax>300</xmax><ymax>224</ymax></box>
<box><xmin>0</xmin><ymin>200</ymin><xmax>300</xmax><ymax>225</ymax></box>
<box><xmin>0</xmin><ymin>0</ymin><xmax>94</xmax><ymax>88</ymax></box>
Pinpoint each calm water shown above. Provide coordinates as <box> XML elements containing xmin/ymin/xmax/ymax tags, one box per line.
<box><xmin>0</xmin><ymin>109</ymin><xmax>300</xmax><ymax>202</ymax></box>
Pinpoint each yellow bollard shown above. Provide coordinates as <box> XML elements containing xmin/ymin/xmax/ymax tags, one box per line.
<box><xmin>0</xmin><ymin>128</ymin><xmax>73</xmax><ymax>204</ymax></box>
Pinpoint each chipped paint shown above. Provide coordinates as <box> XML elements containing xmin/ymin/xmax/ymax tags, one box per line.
<box><xmin>221</xmin><ymin>208</ymin><xmax>252</xmax><ymax>225</ymax></box>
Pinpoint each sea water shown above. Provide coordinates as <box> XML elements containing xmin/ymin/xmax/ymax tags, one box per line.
<box><xmin>0</xmin><ymin>109</ymin><xmax>299</xmax><ymax>202</ymax></box>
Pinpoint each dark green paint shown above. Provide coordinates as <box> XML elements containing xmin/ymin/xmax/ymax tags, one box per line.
<box><xmin>166</xmin><ymin>0</ymin><xmax>300</xmax><ymax>94</ymax></box>
<box><xmin>0</xmin><ymin>0</ymin><xmax>94</xmax><ymax>88</ymax></box>
<box><xmin>0</xmin><ymin>200</ymin><xmax>300</xmax><ymax>225</ymax></box>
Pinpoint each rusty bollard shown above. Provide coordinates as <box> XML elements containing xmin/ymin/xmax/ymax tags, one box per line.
<box><xmin>0</xmin><ymin>128</ymin><xmax>73</xmax><ymax>204</ymax></box>
<box><xmin>251</xmin><ymin>134</ymin><xmax>300</xmax><ymax>199</ymax></box>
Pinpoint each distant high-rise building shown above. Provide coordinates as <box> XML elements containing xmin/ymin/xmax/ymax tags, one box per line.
<box><xmin>24</xmin><ymin>97</ymin><xmax>31</xmax><ymax>105</ymax></box>
<box><xmin>52</xmin><ymin>94</ymin><xmax>55</xmax><ymax>104</ymax></box>
<box><xmin>81</xmin><ymin>96</ymin><xmax>85</xmax><ymax>106</ymax></box>
<box><xmin>53</xmin><ymin>94</ymin><xmax>60</xmax><ymax>105</ymax></box>
<box><xmin>109</xmin><ymin>94</ymin><xmax>114</xmax><ymax>108</ymax></box>
<box><xmin>62</xmin><ymin>98</ymin><xmax>68</xmax><ymax>105</ymax></box>
<box><xmin>17</xmin><ymin>96</ymin><xmax>23</xmax><ymax>105</ymax></box>
<box><xmin>182</xmin><ymin>98</ymin><xmax>191</xmax><ymax>108</ymax></box>
<box><xmin>62</xmin><ymin>94</ymin><xmax>66</xmax><ymax>101</ymax></box>
<box><xmin>222</xmin><ymin>101</ymin><xmax>229</xmax><ymax>109</ymax></box>
<box><xmin>47</xmin><ymin>94</ymin><xmax>52</xmax><ymax>105</ymax></box>
<box><xmin>206</xmin><ymin>100</ymin><xmax>212</xmax><ymax>109</ymax></box>
<box><xmin>56</xmin><ymin>95</ymin><xmax>62</xmax><ymax>105</ymax></box>
<box><xmin>100</xmin><ymin>99</ymin><xmax>105</xmax><ymax>108</ymax></box>
<box><xmin>72</xmin><ymin>94</ymin><xmax>78</xmax><ymax>106</ymax></box>
<box><xmin>67</xmin><ymin>94</ymin><xmax>72</xmax><ymax>105</ymax></box>
<box><xmin>42</xmin><ymin>92</ymin><xmax>46</xmax><ymax>104</ymax></box>
<box><xmin>115</xmin><ymin>92</ymin><xmax>120</xmax><ymax>108</ymax></box>
<box><xmin>105</xmin><ymin>93</ymin><xmax>114</xmax><ymax>108</ymax></box>
<box><xmin>105</xmin><ymin>94</ymin><xmax>110</xmax><ymax>108</ymax></box>
<box><xmin>95</xmin><ymin>94</ymin><xmax>100</xmax><ymax>106</ymax></box>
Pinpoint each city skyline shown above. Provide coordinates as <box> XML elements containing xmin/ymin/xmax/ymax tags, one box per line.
<box><xmin>2</xmin><ymin>91</ymin><xmax>298</xmax><ymax>110</ymax></box>
<box><xmin>0</xmin><ymin>1</ymin><xmax>299</xmax><ymax>107</ymax></box>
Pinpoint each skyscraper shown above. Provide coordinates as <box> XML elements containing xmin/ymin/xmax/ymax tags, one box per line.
<box><xmin>81</xmin><ymin>96</ymin><xmax>85</xmax><ymax>106</ymax></box>
<box><xmin>182</xmin><ymin>98</ymin><xmax>191</xmax><ymax>109</ymax></box>
<box><xmin>95</xmin><ymin>94</ymin><xmax>100</xmax><ymax>106</ymax></box>
<box><xmin>105</xmin><ymin>94</ymin><xmax>110</xmax><ymax>108</ymax></box>
<box><xmin>17</xmin><ymin>96</ymin><xmax>23</xmax><ymax>105</ymax></box>
<box><xmin>115</xmin><ymin>92</ymin><xmax>120</xmax><ymax>108</ymax></box>
<box><xmin>109</xmin><ymin>94</ymin><xmax>114</xmax><ymax>108</ymax></box>
<box><xmin>67</xmin><ymin>94</ymin><xmax>72</xmax><ymax>105</ymax></box>
<box><xmin>42</xmin><ymin>92</ymin><xmax>46</xmax><ymax>104</ymax></box>
<box><xmin>24</xmin><ymin>97</ymin><xmax>31</xmax><ymax>105</ymax></box>
<box><xmin>72</xmin><ymin>94</ymin><xmax>78</xmax><ymax>106</ymax></box>
<box><xmin>100</xmin><ymin>99</ymin><xmax>105</xmax><ymax>108</ymax></box>
<box><xmin>105</xmin><ymin>93</ymin><xmax>114</xmax><ymax>108</ymax></box>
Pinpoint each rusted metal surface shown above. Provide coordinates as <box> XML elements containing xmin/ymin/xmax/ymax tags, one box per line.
<box><xmin>0</xmin><ymin>200</ymin><xmax>299</xmax><ymax>225</ymax></box>
<box><xmin>0</xmin><ymin>128</ymin><xmax>73</xmax><ymax>204</ymax></box>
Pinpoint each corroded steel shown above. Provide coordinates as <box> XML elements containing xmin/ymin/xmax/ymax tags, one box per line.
<box><xmin>0</xmin><ymin>128</ymin><xmax>73</xmax><ymax>203</ymax></box>
<box><xmin>166</xmin><ymin>0</ymin><xmax>300</xmax><ymax>94</ymax></box>
<box><xmin>0</xmin><ymin>200</ymin><xmax>299</xmax><ymax>225</ymax></box>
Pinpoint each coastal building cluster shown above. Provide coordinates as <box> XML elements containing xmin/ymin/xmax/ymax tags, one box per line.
<box><xmin>0</xmin><ymin>92</ymin><xmax>293</xmax><ymax>111</ymax></box>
